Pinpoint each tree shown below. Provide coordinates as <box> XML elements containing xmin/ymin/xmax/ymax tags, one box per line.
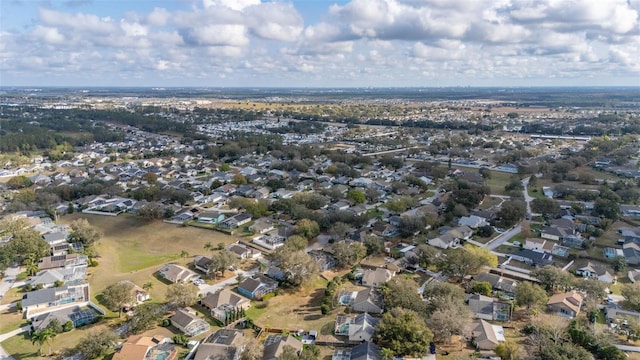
<box><xmin>210</xmin><ymin>249</ymin><xmax>237</xmax><ymax>276</ymax></box>
<box><xmin>328</xmin><ymin>222</ymin><xmax>351</xmax><ymax>240</ymax></box>
<box><xmin>69</xmin><ymin>218</ymin><xmax>102</xmax><ymax>246</ymax></box>
<box><xmin>496</xmin><ymin>200</ymin><xmax>526</xmax><ymax>228</ymax></box>
<box><xmin>240</xmin><ymin>336</ymin><xmax>264</xmax><ymax>360</ymax></box>
<box><xmin>101</xmin><ymin>281</ymin><xmax>135</xmax><ymax>318</ymax></box>
<box><xmin>219</xmin><ymin>163</ymin><xmax>231</xmax><ymax>172</ymax></box>
<box><xmin>284</xmin><ymin>235</ymin><xmax>308</xmax><ymax>251</ymax></box>
<box><xmin>294</xmin><ymin>218</ymin><xmax>320</xmax><ymax>240</ymax></box>
<box><xmin>7</xmin><ymin>175</ymin><xmax>32</xmax><ymax>189</ymax></box>
<box><xmin>381</xmin><ymin>277</ymin><xmax>427</xmax><ymax>313</ymax></box>
<box><xmin>138</xmin><ymin>203</ymin><xmax>164</xmax><ymax>219</ymax></box>
<box><xmin>271</xmin><ymin>249</ymin><xmax>319</xmax><ymax>287</ymax></box>
<box><xmin>531</xmin><ymin>198</ymin><xmax>561</xmax><ymax>218</ymax></box>
<box><xmin>515</xmin><ymin>282</ymin><xmax>548</xmax><ymax>311</ymax></box>
<box><xmin>476</xmin><ymin>225</ymin><xmax>494</xmax><ymax>238</ymax></box>
<box><xmin>539</xmin><ymin>342</ymin><xmax>591</xmax><ymax>360</ymax></box>
<box><xmin>495</xmin><ymin>340</ymin><xmax>521</xmax><ymax>360</ymax></box>
<box><xmin>129</xmin><ymin>303</ymin><xmax>164</xmax><ymax>334</ymax></box>
<box><xmin>346</xmin><ymin>189</ymin><xmax>366</xmax><ymax>204</ymax></box>
<box><xmin>427</xmin><ymin>301</ymin><xmax>471</xmax><ymax>343</ymax></box>
<box><xmin>75</xmin><ymin>330</ymin><xmax>118</xmax><ymax>359</ymax></box>
<box><xmin>593</xmin><ymin>198</ymin><xmax>620</xmax><ymax>220</ymax></box>
<box><xmin>622</xmin><ymin>283</ymin><xmax>640</xmax><ymax>312</ymax></box>
<box><xmin>180</xmin><ymin>250</ymin><xmax>189</xmax><ymax>260</ymax></box>
<box><xmin>142</xmin><ymin>172</ymin><xmax>158</xmax><ymax>184</ymax></box>
<box><xmin>31</xmin><ymin>328</ymin><xmax>56</xmax><ymax>356</ymax></box>
<box><xmin>332</xmin><ymin>241</ymin><xmax>366</xmax><ymax>269</ymax></box>
<box><xmin>398</xmin><ymin>215</ymin><xmax>427</xmax><ymax>237</ymax></box>
<box><xmin>299</xmin><ymin>344</ymin><xmax>321</xmax><ymax>360</ymax></box>
<box><xmin>531</xmin><ymin>266</ymin><xmax>573</xmax><ymax>293</ymax></box>
<box><xmin>143</xmin><ymin>282</ymin><xmax>153</xmax><ymax>292</ymax></box>
<box><xmin>465</xmin><ymin>245</ymin><xmax>498</xmax><ymax>268</ymax></box>
<box><xmin>231</xmin><ymin>173</ymin><xmax>247</xmax><ymax>185</ymax></box>
<box><xmin>470</xmin><ymin>281</ymin><xmax>492</xmax><ymax>296</ymax></box>
<box><xmin>414</xmin><ymin>244</ymin><xmax>440</xmax><ymax>268</ymax></box>
<box><xmin>612</xmin><ymin>256</ymin><xmax>626</xmax><ymax>273</ymax></box>
<box><xmin>374</xmin><ymin>307</ymin><xmax>433</xmax><ymax>357</ymax></box>
<box><xmin>166</xmin><ymin>283</ymin><xmax>198</xmax><ymax>309</ymax></box>
<box><xmin>439</xmin><ymin>247</ymin><xmax>492</xmax><ymax>281</ymax></box>
<box><xmin>278</xmin><ymin>345</ymin><xmax>299</xmax><ymax>360</ymax></box>
<box><xmin>364</xmin><ymin>235</ymin><xmax>384</xmax><ymax>255</ymax></box>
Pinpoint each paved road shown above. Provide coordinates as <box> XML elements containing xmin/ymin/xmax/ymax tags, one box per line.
<box><xmin>484</xmin><ymin>225</ymin><xmax>522</xmax><ymax>251</ymax></box>
<box><xmin>522</xmin><ymin>176</ymin><xmax>533</xmax><ymax>218</ymax></box>
<box><xmin>615</xmin><ymin>344</ymin><xmax>640</xmax><ymax>352</ymax></box>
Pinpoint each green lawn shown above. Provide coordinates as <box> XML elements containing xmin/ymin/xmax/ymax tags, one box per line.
<box><xmin>485</xmin><ymin>171</ymin><xmax>518</xmax><ymax>196</ymax></box>
<box><xmin>0</xmin><ymin>213</ymin><xmax>241</xmax><ymax>359</ymax></box>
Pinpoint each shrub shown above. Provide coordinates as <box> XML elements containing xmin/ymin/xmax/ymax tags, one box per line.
<box><xmin>161</xmin><ymin>319</ymin><xmax>170</xmax><ymax>327</ymax></box>
<box><xmin>320</xmin><ymin>304</ymin><xmax>330</xmax><ymax>315</ymax></box>
<box><xmin>63</xmin><ymin>321</ymin><xmax>74</xmax><ymax>332</ymax></box>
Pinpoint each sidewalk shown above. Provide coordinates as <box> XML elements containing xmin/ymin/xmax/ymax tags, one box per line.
<box><xmin>0</xmin><ymin>325</ymin><xmax>30</xmax><ymax>360</ymax></box>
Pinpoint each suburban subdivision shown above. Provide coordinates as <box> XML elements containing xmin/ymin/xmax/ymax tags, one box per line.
<box><xmin>0</xmin><ymin>87</ymin><xmax>640</xmax><ymax>360</ymax></box>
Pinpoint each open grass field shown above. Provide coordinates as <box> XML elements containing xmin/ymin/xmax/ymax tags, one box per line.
<box><xmin>0</xmin><ymin>213</ymin><xmax>239</xmax><ymax>359</ymax></box>
<box><xmin>2</xmin><ymin>322</ymin><xmax>112</xmax><ymax>360</ymax></box>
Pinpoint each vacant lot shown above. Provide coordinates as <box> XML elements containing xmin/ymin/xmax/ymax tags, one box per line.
<box><xmin>1</xmin><ymin>214</ymin><xmax>238</xmax><ymax>359</ymax></box>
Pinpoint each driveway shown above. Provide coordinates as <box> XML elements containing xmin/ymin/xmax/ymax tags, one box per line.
<box><xmin>484</xmin><ymin>225</ymin><xmax>522</xmax><ymax>251</ymax></box>
<box><xmin>0</xmin><ymin>266</ymin><xmax>20</xmax><ymax>300</ymax></box>
<box><xmin>197</xmin><ymin>268</ymin><xmax>258</xmax><ymax>296</ymax></box>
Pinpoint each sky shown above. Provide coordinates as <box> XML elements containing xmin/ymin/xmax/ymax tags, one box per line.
<box><xmin>1</xmin><ymin>0</ymin><xmax>639</xmax><ymax>87</ymax></box>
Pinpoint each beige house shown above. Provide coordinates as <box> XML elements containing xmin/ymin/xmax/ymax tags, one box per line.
<box><xmin>200</xmin><ymin>288</ymin><xmax>250</xmax><ymax>323</ymax></box>
<box><xmin>468</xmin><ymin>319</ymin><xmax>505</xmax><ymax>350</ymax></box>
<box><xmin>547</xmin><ymin>291</ymin><xmax>583</xmax><ymax>318</ymax></box>
<box><xmin>361</xmin><ymin>267</ymin><xmax>395</xmax><ymax>287</ymax></box>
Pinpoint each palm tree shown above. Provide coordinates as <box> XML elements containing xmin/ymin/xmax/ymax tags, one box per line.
<box><xmin>24</xmin><ymin>253</ymin><xmax>39</xmax><ymax>276</ymax></box>
<box><xmin>143</xmin><ymin>281</ymin><xmax>153</xmax><ymax>292</ymax></box>
<box><xmin>180</xmin><ymin>250</ymin><xmax>189</xmax><ymax>259</ymax></box>
<box><xmin>31</xmin><ymin>328</ymin><xmax>56</xmax><ymax>356</ymax></box>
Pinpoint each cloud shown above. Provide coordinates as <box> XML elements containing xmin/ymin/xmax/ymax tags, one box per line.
<box><xmin>1</xmin><ymin>0</ymin><xmax>638</xmax><ymax>86</ymax></box>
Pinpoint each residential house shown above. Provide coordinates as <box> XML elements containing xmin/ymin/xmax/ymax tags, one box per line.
<box><xmin>466</xmin><ymin>294</ymin><xmax>512</xmax><ymax>321</ymax></box>
<box><xmin>468</xmin><ymin>319</ymin><xmax>506</xmax><ymax>350</ymax></box>
<box><xmin>547</xmin><ymin>292</ymin><xmax>583</xmax><ymax>318</ymax></box>
<box><xmin>227</xmin><ymin>243</ymin><xmax>257</xmax><ymax>259</ymax></box>
<box><xmin>113</xmin><ymin>336</ymin><xmax>176</xmax><ymax>360</ymax></box>
<box><xmin>263</xmin><ymin>335</ymin><xmax>302</xmax><ymax>360</ymax></box>
<box><xmin>42</xmin><ymin>231</ymin><xmax>68</xmax><ymax>246</ymax></box>
<box><xmin>252</xmin><ymin>230</ymin><xmax>286</xmax><ymax>250</ymax></box>
<box><xmin>428</xmin><ymin>233</ymin><xmax>459</xmax><ymax>249</ymax></box>
<box><xmin>371</xmin><ymin>221</ymin><xmax>398</xmax><ymax>238</ymax></box>
<box><xmin>458</xmin><ymin>215</ymin><xmax>489</xmax><ymax>229</ymax></box>
<box><xmin>237</xmin><ymin>275</ymin><xmax>278</xmax><ymax>300</ymax></box>
<box><xmin>219</xmin><ymin>213</ymin><xmax>252</xmax><ymax>229</ymax></box>
<box><xmin>509</xmin><ymin>249</ymin><xmax>553</xmax><ymax>267</ymax></box>
<box><xmin>474</xmin><ymin>273</ymin><xmax>518</xmax><ymax>299</ymax></box>
<box><xmin>623</xmin><ymin>238</ymin><xmax>640</xmax><ymax>265</ymax></box>
<box><xmin>38</xmin><ymin>254</ymin><xmax>88</xmax><ymax>271</ymax></box>
<box><xmin>120</xmin><ymin>280</ymin><xmax>150</xmax><ymax>305</ymax></box>
<box><xmin>349</xmin><ymin>341</ymin><xmax>382</xmax><ymax>360</ymax></box>
<box><xmin>524</xmin><ymin>238</ymin><xmax>555</xmax><ymax>253</ymax></box>
<box><xmin>194</xmin><ymin>256</ymin><xmax>214</xmax><ymax>275</ymax></box>
<box><xmin>351</xmin><ymin>288</ymin><xmax>384</xmax><ymax>314</ymax></box>
<box><xmin>193</xmin><ymin>329</ymin><xmax>245</xmax><ymax>360</ymax></box>
<box><xmin>575</xmin><ymin>262</ymin><xmax>616</xmax><ymax>284</ymax></box>
<box><xmin>170</xmin><ymin>308</ymin><xmax>210</xmax><ymax>336</ymax></box>
<box><xmin>348</xmin><ymin>313</ymin><xmax>380</xmax><ymax>342</ymax></box>
<box><xmin>200</xmin><ymin>289</ymin><xmax>250</xmax><ymax>323</ymax></box>
<box><xmin>361</xmin><ymin>267</ymin><xmax>395</xmax><ymax>287</ymax></box>
<box><xmin>21</xmin><ymin>283</ymin><xmax>91</xmax><ymax>319</ymax></box>
<box><xmin>30</xmin><ymin>305</ymin><xmax>101</xmax><ymax>331</ymax></box>
<box><xmin>248</xmin><ymin>217</ymin><xmax>275</xmax><ymax>234</ymax></box>
<box><xmin>604</xmin><ymin>306</ymin><xmax>640</xmax><ymax>326</ymax></box>
<box><xmin>159</xmin><ymin>264</ymin><xmax>198</xmax><ymax>283</ymax></box>
<box><xmin>30</xmin><ymin>266</ymin><xmax>87</xmax><ymax>288</ymax></box>
<box><xmin>197</xmin><ymin>211</ymin><xmax>225</xmax><ymax>224</ymax></box>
